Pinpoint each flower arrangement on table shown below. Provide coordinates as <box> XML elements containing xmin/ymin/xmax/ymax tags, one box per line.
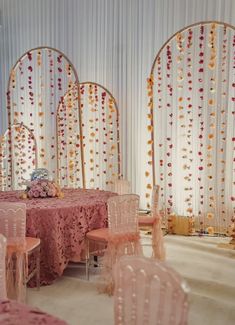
<box><xmin>21</xmin><ymin>179</ymin><xmax>64</xmax><ymax>199</ymax></box>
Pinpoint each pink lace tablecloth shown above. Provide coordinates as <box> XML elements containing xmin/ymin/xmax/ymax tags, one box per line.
<box><xmin>0</xmin><ymin>188</ymin><xmax>116</xmax><ymax>286</ymax></box>
<box><xmin>0</xmin><ymin>299</ymin><xmax>68</xmax><ymax>324</ymax></box>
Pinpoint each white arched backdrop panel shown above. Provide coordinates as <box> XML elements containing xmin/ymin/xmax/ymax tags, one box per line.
<box><xmin>146</xmin><ymin>22</ymin><xmax>235</xmax><ymax>235</ymax></box>
<box><xmin>6</xmin><ymin>46</ymin><xmax>82</xmax><ymax>188</ymax></box>
<box><xmin>80</xmin><ymin>82</ymin><xmax>121</xmax><ymax>191</ymax></box>
<box><xmin>57</xmin><ymin>82</ymin><xmax>120</xmax><ymax>190</ymax></box>
<box><xmin>0</xmin><ymin>0</ymin><xmax>235</xmax><ymax>207</ymax></box>
<box><xmin>56</xmin><ymin>84</ymin><xmax>83</xmax><ymax>189</ymax></box>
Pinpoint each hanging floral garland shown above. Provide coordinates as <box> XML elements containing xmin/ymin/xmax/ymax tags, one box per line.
<box><xmin>57</xmin><ymin>82</ymin><xmax>121</xmax><ymax>190</ymax></box>
<box><xmin>80</xmin><ymin>82</ymin><xmax>121</xmax><ymax>190</ymax></box>
<box><xmin>0</xmin><ymin>123</ymin><xmax>37</xmax><ymax>190</ymax></box>
<box><xmin>147</xmin><ymin>21</ymin><xmax>235</xmax><ymax>235</ymax></box>
<box><xmin>7</xmin><ymin>47</ymin><xmax>81</xmax><ymax>189</ymax></box>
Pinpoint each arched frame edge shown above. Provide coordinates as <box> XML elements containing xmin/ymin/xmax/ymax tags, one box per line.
<box><xmin>6</xmin><ymin>46</ymin><xmax>85</xmax><ymax>188</ymax></box>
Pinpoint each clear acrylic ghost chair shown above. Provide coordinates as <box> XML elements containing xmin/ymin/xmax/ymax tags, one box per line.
<box><xmin>85</xmin><ymin>194</ymin><xmax>142</xmax><ymax>293</ymax></box>
<box><xmin>0</xmin><ymin>234</ymin><xmax>7</xmax><ymax>299</ymax></box>
<box><xmin>0</xmin><ymin>202</ymin><xmax>40</xmax><ymax>301</ymax></box>
<box><xmin>138</xmin><ymin>185</ymin><xmax>165</xmax><ymax>260</ymax></box>
<box><xmin>114</xmin><ymin>255</ymin><xmax>189</xmax><ymax>325</ymax></box>
<box><xmin>113</xmin><ymin>178</ymin><xmax>131</xmax><ymax>195</ymax></box>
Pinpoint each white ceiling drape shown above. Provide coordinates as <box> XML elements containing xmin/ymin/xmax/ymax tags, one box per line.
<box><xmin>0</xmin><ymin>0</ymin><xmax>234</xmax><ymax>207</ymax></box>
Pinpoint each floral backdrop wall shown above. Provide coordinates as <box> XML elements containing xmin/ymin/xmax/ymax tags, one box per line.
<box><xmin>146</xmin><ymin>22</ymin><xmax>235</xmax><ymax>235</ymax></box>
<box><xmin>1</xmin><ymin>48</ymin><xmax>121</xmax><ymax>192</ymax></box>
<box><xmin>57</xmin><ymin>82</ymin><xmax>120</xmax><ymax>190</ymax></box>
<box><xmin>6</xmin><ymin>47</ymin><xmax>81</xmax><ymax>188</ymax></box>
<box><xmin>0</xmin><ymin>123</ymin><xmax>37</xmax><ymax>190</ymax></box>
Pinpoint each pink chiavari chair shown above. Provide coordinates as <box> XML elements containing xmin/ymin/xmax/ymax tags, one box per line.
<box><xmin>113</xmin><ymin>179</ymin><xmax>131</xmax><ymax>195</ymax></box>
<box><xmin>138</xmin><ymin>185</ymin><xmax>166</xmax><ymax>260</ymax></box>
<box><xmin>85</xmin><ymin>194</ymin><xmax>142</xmax><ymax>294</ymax></box>
<box><xmin>0</xmin><ymin>202</ymin><xmax>40</xmax><ymax>301</ymax></box>
<box><xmin>114</xmin><ymin>255</ymin><xmax>189</xmax><ymax>325</ymax></box>
<box><xmin>0</xmin><ymin>234</ymin><xmax>7</xmax><ymax>299</ymax></box>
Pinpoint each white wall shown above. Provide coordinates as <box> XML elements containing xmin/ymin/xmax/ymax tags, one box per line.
<box><xmin>0</xmin><ymin>0</ymin><xmax>234</xmax><ymax>204</ymax></box>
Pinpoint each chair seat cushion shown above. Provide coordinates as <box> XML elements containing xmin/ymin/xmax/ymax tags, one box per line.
<box><xmin>25</xmin><ymin>237</ymin><xmax>40</xmax><ymax>252</ymax></box>
<box><xmin>138</xmin><ymin>215</ymin><xmax>155</xmax><ymax>226</ymax></box>
<box><xmin>86</xmin><ymin>228</ymin><xmax>109</xmax><ymax>242</ymax></box>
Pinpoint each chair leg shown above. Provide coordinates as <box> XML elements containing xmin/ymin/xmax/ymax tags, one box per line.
<box><xmin>149</xmin><ymin>224</ymin><xmax>155</xmax><ymax>258</ymax></box>
<box><xmin>151</xmin><ymin>221</ymin><xmax>166</xmax><ymax>261</ymax></box>
<box><xmin>85</xmin><ymin>238</ymin><xmax>90</xmax><ymax>281</ymax></box>
<box><xmin>36</xmin><ymin>246</ymin><xmax>40</xmax><ymax>290</ymax></box>
<box><xmin>140</xmin><ymin>225</ymin><xmax>155</xmax><ymax>258</ymax></box>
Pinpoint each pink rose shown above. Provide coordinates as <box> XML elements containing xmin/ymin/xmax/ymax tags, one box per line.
<box><xmin>32</xmin><ymin>190</ymin><xmax>39</xmax><ymax>198</ymax></box>
<box><xmin>48</xmin><ymin>189</ymin><xmax>56</xmax><ymax>197</ymax></box>
<box><xmin>48</xmin><ymin>182</ymin><xmax>55</xmax><ymax>190</ymax></box>
<box><xmin>40</xmin><ymin>191</ymin><xmax>47</xmax><ymax>197</ymax></box>
<box><xmin>31</xmin><ymin>185</ymin><xmax>41</xmax><ymax>192</ymax></box>
<box><xmin>31</xmin><ymin>180</ymin><xmax>39</xmax><ymax>186</ymax></box>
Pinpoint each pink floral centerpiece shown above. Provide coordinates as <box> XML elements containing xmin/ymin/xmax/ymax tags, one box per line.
<box><xmin>21</xmin><ymin>180</ymin><xmax>64</xmax><ymax>199</ymax></box>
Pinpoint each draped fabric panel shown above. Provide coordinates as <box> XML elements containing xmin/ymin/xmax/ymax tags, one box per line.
<box><xmin>6</xmin><ymin>47</ymin><xmax>81</xmax><ymax>188</ymax></box>
<box><xmin>57</xmin><ymin>82</ymin><xmax>120</xmax><ymax>190</ymax></box>
<box><xmin>80</xmin><ymin>82</ymin><xmax>120</xmax><ymax>191</ymax></box>
<box><xmin>147</xmin><ymin>22</ymin><xmax>235</xmax><ymax>234</ymax></box>
<box><xmin>0</xmin><ymin>123</ymin><xmax>37</xmax><ymax>190</ymax></box>
<box><xmin>0</xmin><ymin>0</ymin><xmax>234</xmax><ymax>207</ymax></box>
<box><xmin>57</xmin><ymin>84</ymin><xmax>83</xmax><ymax>189</ymax></box>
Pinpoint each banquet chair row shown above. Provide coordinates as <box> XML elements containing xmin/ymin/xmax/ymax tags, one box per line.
<box><xmin>113</xmin><ymin>179</ymin><xmax>165</xmax><ymax>260</ymax></box>
<box><xmin>113</xmin><ymin>179</ymin><xmax>131</xmax><ymax>195</ymax></box>
<box><xmin>85</xmin><ymin>194</ymin><xmax>142</xmax><ymax>294</ymax></box>
<box><xmin>84</xmin><ymin>181</ymin><xmax>165</xmax><ymax>294</ymax></box>
<box><xmin>138</xmin><ymin>184</ymin><xmax>165</xmax><ymax>260</ymax></box>
<box><xmin>0</xmin><ymin>203</ymin><xmax>41</xmax><ymax>301</ymax></box>
<box><xmin>114</xmin><ymin>255</ymin><xmax>189</xmax><ymax>325</ymax></box>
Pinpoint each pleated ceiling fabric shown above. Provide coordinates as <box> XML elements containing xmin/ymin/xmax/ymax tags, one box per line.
<box><xmin>0</xmin><ymin>0</ymin><xmax>234</xmax><ymax>206</ymax></box>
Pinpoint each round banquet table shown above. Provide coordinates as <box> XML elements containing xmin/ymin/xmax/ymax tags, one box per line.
<box><xmin>0</xmin><ymin>188</ymin><xmax>116</xmax><ymax>286</ymax></box>
<box><xmin>0</xmin><ymin>299</ymin><xmax>68</xmax><ymax>324</ymax></box>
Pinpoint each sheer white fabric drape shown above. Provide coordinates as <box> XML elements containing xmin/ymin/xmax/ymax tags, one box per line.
<box><xmin>148</xmin><ymin>23</ymin><xmax>235</xmax><ymax>233</ymax></box>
